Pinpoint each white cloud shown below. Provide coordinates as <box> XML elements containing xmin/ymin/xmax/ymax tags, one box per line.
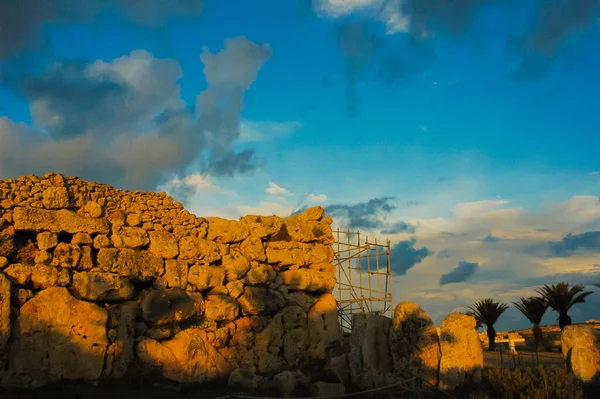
<box><xmin>157</xmin><ymin>173</ymin><xmax>230</xmax><ymax>195</ymax></box>
<box><xmin>265</xmin><ymin>182</ymin><xmax>290</xmax><ymax>195</ymax></box>
<box><xmin>307</xmin><ymin>193</ymin><xmax>328</xmax><ymax>203</ymax></box>
<box><xmin>239</xmin><ymin>120</ymin><xmax>302</xmax><ymax>143</ymax></box>
<box><xmin>313</xmin><ymin>0</ymin><xmax>410</xmax><ymax>34</ymax></box>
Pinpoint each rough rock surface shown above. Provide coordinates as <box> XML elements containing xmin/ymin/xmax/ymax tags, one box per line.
<box><xmin>2</xmin><ymin>287</ymin><xmax>109</xmax><ymax>388</ymax></box>
<box><xmin>348</xmin><ymin>313</ymin><xmax>394</xmax><ymax>389</ymax></box>
<box><xmin>561</xmin><ymin>325</ymin><xmax>600</xmax><ymax>383</ymax></box>
<box><xmin>0</xmin><ymin>172</ymin><xmax>337</xmax><ymax>389</ymax></box>
<box><xmin>438</xmin><ymin>313</ymin><xmax>483</xmax><ymax>390</ymax></box>
<box><xmin>307</xmin><ymin>293</ymin><xmax>341</xmax><ymax>360</ymax></box>
<box><xmin>389</xmin><ymin>301</ymin><xmax>441</xmax><ymax>386</ymax></box>
<box><xmin>0</xmin><ymin>274</ymin><xmax>10</xmax><ymax>370</ymax></box>
<box><xmin>137</xmin><ymin>328</ymin><xmax>231</xmax><ymax>383</ymax></box>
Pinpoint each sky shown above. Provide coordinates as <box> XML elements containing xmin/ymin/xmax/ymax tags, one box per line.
<box><xmin>1</xmin><ymin>0</ymin><xmax>600</xmax><ymax>331</ymax></box>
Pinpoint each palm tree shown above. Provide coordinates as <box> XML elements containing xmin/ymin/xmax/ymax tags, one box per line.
<box><xmin>535</xmin><ymin>282</ymin><xmax>594</xmax><ymax>330</ymax></box>
<box><xmin>513</xmin><ymin>297</ymin><xmax>548</xmax><ymax>352</ymax></box>
<box><xmin>468</xmin><ymin>298</ymin><xmax>509</xmax><ymax>350</ymax></box>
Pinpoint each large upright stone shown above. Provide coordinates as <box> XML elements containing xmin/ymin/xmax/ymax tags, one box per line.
<box><xmin>104</xmin><ymin>302</ymin><xmax>138</xmax><ymax>378</ymax></box>
<box><xmin>389</xmin><ymin>302</ymin><xmax>440</xmax><ymax>387</ymax></box>
<box><xmin>438</xmin><ymin>313</ymin><xmax>483</xmax><ymax>390</ymax></box>
<box><xmin>307</xmin><ymin>293</ymin><xmax>341</xmax><ymax>360</ymax></box>
<box><xmin>561</xmin><ymin>325</ymin><xmax>600</xmax><ymax>384</ymax></box>
<box><xmin>0</xmin><ymin>274</ymin><xmax>11</xmax><ymax>370</ymax></box>
<box><xmin>2</xmin><ymin>287</ymin><xmax>109</xmax><ymax>388</ymax></box>
<box><xmin>348</xmin><ymin>313</ymin><xmax>394</xmax><ymax>389</ymax></box>
<box><xmin>13</xmin><ymin>207</ymin><xmax>110</xmax><ymax>234</ymax></box>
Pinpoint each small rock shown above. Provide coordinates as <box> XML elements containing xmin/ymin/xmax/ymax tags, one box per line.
<box><xmin>310</xmin><ymin>382</ymin><xmax>345</xmax><ymax>397</ymax></box>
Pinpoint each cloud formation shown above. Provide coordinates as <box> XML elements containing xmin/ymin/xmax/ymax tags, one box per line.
<box><xmin>0</xmin><ymin>37</ymin><xmax>272</xmax><ymax>191</ymax></box>
<box><xmin>0</xmin><ymin>0</ymin><xmax>205</xmax><ymax>60</ymax></box>
<box><xmin>381</xmin><ymin>220</ymin><xmax>416</xmax><ymax>234</ymax></box>
<box><xmin>265</xmin><ymin>182</ymin><xmax>290</xmax><ymax>195</ymax></box>
<box><xmin>510</xmin><ymin>0</ymin><xmax>599</xmax><ymax>80</ymax></box>
<box><xmin>439</xmin><ymin>261</ymin><xmax>479</xmax><ymax>285</ymax></box>
<box><xmin>325</xmin><ymin>196</ymin><xmax>396</xmax><ymax>229</ymax></box>
<box><xmin>549</xmin><ymin>231</ymin><xmax>600</xmax><ymax>257</ymax></box>
<box><xmin>390</xmin><ymin>238</ymin><xmax>433</xmax><ymax>275</ymax></box>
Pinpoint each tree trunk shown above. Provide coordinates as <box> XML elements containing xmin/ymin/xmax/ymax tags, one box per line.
<box><xmin>487</xmin><ymin>325</ymin><xmax>496</xmax><ymax>350</ymax></box>
<box><xmin>532</xmin><ymin>323</ymin><xmax>545</xmax><ymax>352</ymax></box>
<box><xmin>558</xmin><ymin>313</ymin><xmax>572</xmax><ymax>330</ymax></box>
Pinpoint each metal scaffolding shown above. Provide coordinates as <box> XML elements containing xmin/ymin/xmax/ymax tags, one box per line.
<box><xmin>333</xmin><ymin>228</ymin><xmax>393</xmax><ymax>333</ymax></box>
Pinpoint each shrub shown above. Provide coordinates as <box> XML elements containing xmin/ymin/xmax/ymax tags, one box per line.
<box><xmin>466</xmin><ymin>366</ymin><xmax>583</xmax><ymax>399</ymax></box>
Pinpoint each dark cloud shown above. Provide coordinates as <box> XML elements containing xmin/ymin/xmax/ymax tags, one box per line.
<box><xmin>482</xmin><ymin>233</ymin><xmax>500</xmax><ymax>243</ymax></box>
<box><xmin>0</xmin><ymin>37</ymin><xmax>272</xmax><ymax>192</ymax></box>
<box><xmin>510</xmin><ymin>0</ymin><xmax>599</xmax><ymax>80</ymax></box>
<box><xmin>397</xmin><ymin>0</ymin><xmax>499</xmax><ymax>39</ymax></box>
<box><xmin>0</xmin><ymin>0</ymin><xmax>205</xmax><ymax>60</ymax></box>
<box><xmin>325</xmin><ymin>197</ymin><xmax>396</xmax><ymax>229</ymax></box>
<box><xmin>381</xmin><ymin>221</ymin><xmax>417</xmax><ymax>235</ymax></box>
<box><xmin>548</xmin><ymin>231</ymin><xmax>600</xmax><ymax>257</ymax></box>
<box><xmin>439</xmin><ymin>261</ymin><xmax>479</xmax><ymax>285</ymax></box>
<box><xmin>437</xmin><ymin>249</ymin><xmax>451</xmax><ymax>259</ymax></box>
<box><xmin>390</xmin><ymin>238</ymin><xmax>433</xmax><ymax>275</ymax></box>
<box><xmin>334</xmin><ymin>21</ymin><xmax>383</xmax><ymax>115</ymax></box>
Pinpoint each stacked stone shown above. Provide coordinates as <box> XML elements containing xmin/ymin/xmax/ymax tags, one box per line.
<box><xmin>0</xmin><ymin>173</ymin><xmax>341</xmax><ymax>389</ymax></box>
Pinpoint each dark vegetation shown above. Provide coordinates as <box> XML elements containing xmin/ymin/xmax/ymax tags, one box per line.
<box><xmin>469</xmin><ymin>282</ymin><xmax>596</xmax><ymax>351</ymax></box>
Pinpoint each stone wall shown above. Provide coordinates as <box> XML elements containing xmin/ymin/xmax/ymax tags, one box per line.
<box><xmin>0</xmin><ymin>173</ymin><xmax>341</xmax><ymax>389</ymax></box>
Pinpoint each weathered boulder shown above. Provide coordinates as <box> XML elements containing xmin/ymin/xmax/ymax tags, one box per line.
<box><xmin>71</xmin><ymin>271</ymin><xmax>135</xmax><ymax>301</ymax></box>
<box><xmin>36</xmin><ymin>232</ymin><xmax>58</xmax><ymax>251</ymax></box>
<box><xmin>228</xmin><ymin>368</ymin><xmax>265</xmax><ymax>392</ymax></box>
<box><xmin>561</xmin><ymin>325</ymin><xmax>600</xmax><ymax>383</ymax></box>
<box><xmin>238</xmin><ymin>286</ymin><xmax>284</xmax><ymax>315</ymax></box>
<box><xmin>308</xmin><ymin>293</ymin><xmax>341</xmax><ymax>360</ymax></box>
<box><xmin>310</xmin><ymin>382</ymin><xmax>345</xmax><ymax>397</ymax></box>
<box><xmin>327</xmin><ymin>354</ymin><xmax>350</xmax><ymax>385</ymax></box>
<box><xmin>240</xmin><ymin>263</ymin><xmax>276</xmax><ymax>285</ymax></box>
<box><xmin>348</xmin><ymin>313</ymin><xmax>394</xmax><ymax>389</ymax></box>
<box><xmin>389</xmin><ymin>302</ymin><xmax>440</xmax><ymax>386</ymax></box>
<box><xmin>241</xmin><ymin>215</ymin><xmax>284</xmax><ymax>240</ymax></box>
<box><xmin>51</xmin><ymin>243</ymin><xmax>81</xmax><ymax>268</ymax></box>
<box><xmin>136</xmin><ymin>327</ymin><xmax>231</xmax><ymax>383</ymax></box>
<box><xmin>97</xmin><ymin>248</ymin><xmax>164</xmax><ymax>281</ymax></box>
<box><xmin>188</xmin><ymin>264</ymin><xmax>226</xmax><ymax>290</ymax></box>
<box><xmin>42</xmin><ymin>187</ymin><xmax>70</xmax><ymax>209</ymax></box>
<box><xmin>140</xmin><ymin>288</ymin><xmax>202</xmax><ymax>326</ymax></box>
<box><xmin>13</xmin><ymin>207</ymin><xmax>110</xmax><ymax>234</ymax></box>
<box><xmin>204</xmin><ymin>294</ymin><xmax>239</xmax><ymax>322</ymax></box>
<box><xmin>222</xmin><ymin>250</ymin><xmax>251</xmax><ymax>281</ymax></box>
<box><xmin>178</xmin><ymin>236</ymin><xmax>221</xmax><ymax>263</ymax></box>
<box><xmin>239</xmin><ymin>235</ymin><xmax>267</xmax><ymax>262</ymax></box>
<box><xmin>104</xmin><ymin>301</ymin><xmax>137</xmax><ymax>378</ymax></box>
<box><xmin>272</xmin><ymin>370</ymin><xmax>299</xmax><ymax>396</ymax></box>
<box><xmin>265</xmin><ymin>241</ymin><xmax>305</xmax><ymax>268</ymax></box>
<box><xmin>2</xmin><ymin>287</ymin><xmax>108</xmax><ymax>388</ymax></box>
<box><xmin>438</xmin><ymin>313</ymin><xmax>483</xmax><ymax>390</ymax></box>
<box><xmin>206</xmin><ymin>217</ymin><xmax>250</xmax><ymax>244</ymax></box>
<box><xmin>278</xmin><ymin>269</ymin><xmax>336</xmax><ymax>293</ymax></box>
<box><xmin>255</xmin><ymin>314</ymin><xmax>285</xmax><ymax>373</ymax></box>
<box><xmin>113</xmin><ymin>227</ymin><xmax>149</xmax><ymax>249</ymax></box>
<box><xmin>164</xmin><ymin>259</ymin><xmax>188</xmax><ymax>289</ymax></box>
<box><xmin>0</xmin><ymin>274</ymin><xmax>10</xmax><ymax>370</ymax></box>
<box><xmin>148</xmin><ymin>230</ymin><xmax>179</xmax><ymax>259</ymax></box>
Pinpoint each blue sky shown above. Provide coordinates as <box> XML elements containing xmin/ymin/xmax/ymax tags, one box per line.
<box><xmin>1</xmin><ymin>0</ymin><xmax>600</xmax><ymax>331</ymax></box>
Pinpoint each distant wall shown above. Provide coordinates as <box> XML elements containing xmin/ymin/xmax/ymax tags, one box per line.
<box><xmin>0</xmin><ymin>173</ymin><xmax>341</xmax><ymax>389</ymax></box>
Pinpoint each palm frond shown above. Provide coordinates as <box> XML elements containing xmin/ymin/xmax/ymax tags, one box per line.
<box><xmin>535</xmin><ymin>282</ymin><xmax>594</xmax><ymax>314</ymax></box>
<box><xmin>512</xmin><ymin>296</ymin><xmax>548</xmax><ymax>325</ymax></box>
<box><xmin>468</xmin><ymin>298</ymin><xmax>509</xmax><ymax>328</ymax></box>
